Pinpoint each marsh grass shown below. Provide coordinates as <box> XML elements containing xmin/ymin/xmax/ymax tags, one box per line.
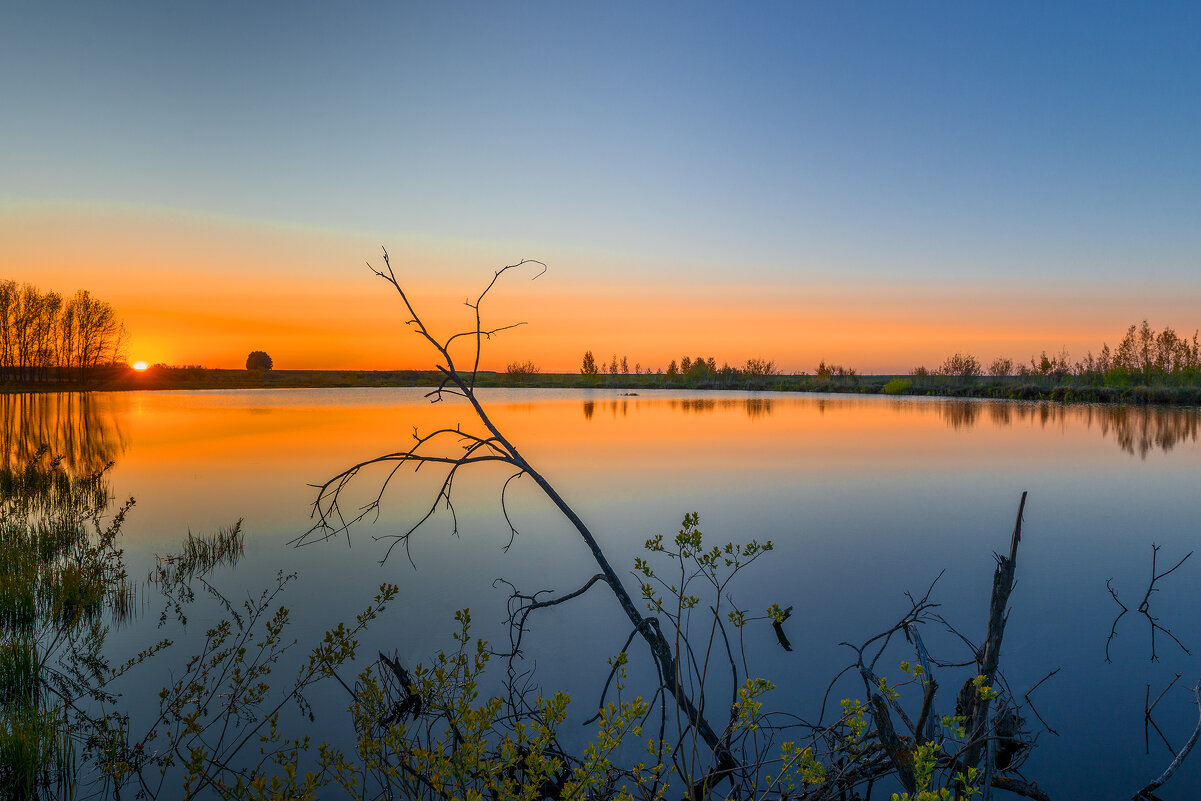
<box><xmin>151</xmin><ymin>519</ymin><xmax>245</xmax><ymax>587</ymax></box>
<box><xmin>0</xmin><ymin>447</ymin><xmax>132</xmax><ymax>797</ymax></box>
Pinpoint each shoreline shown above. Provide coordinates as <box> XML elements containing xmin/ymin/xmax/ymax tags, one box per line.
<box><xmin>5</xmin><ymin>368</ymin><xmax>1201</xmax><ymax>408</ymax></box>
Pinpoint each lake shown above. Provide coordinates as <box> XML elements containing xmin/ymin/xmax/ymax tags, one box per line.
<box><xmin>9</xmin><ymin>388</ymin><xmax>1201</xmax><ymax>798</ymax></box>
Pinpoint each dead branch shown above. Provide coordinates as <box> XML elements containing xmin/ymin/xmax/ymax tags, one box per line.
<box><xmin>961</xmin><ymin>491</ymin><xmax>1026</xmax><ymax>774</ymax></box>
<box><xmin>870</xmin><ymin>693</ymin><xmax>915</xmax><ymax>793</ymax></box>
<box><xmin>303</xmin><ymin>253</ymin><xmax>738</xmax><ymax>781</ymax></box>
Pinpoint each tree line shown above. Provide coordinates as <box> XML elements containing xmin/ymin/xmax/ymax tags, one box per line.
<box><xmin>915</xmin><ymin>321</ymin><xmax>1201</xmax><ymax>384</ymax></box>
<box><xmin>0</xmin><ymin>280</ymin><xmax>126</xmax><ymax>383</ymax></box>
<box><xmin>581</xmin><ymin>350</ymin><xmax>776</xmax><ymax>381</ymax></box>
<box><xmin>576</xmin><ymin>321</ymin><xmax>1201</xmax><ymax>388</ymax></box>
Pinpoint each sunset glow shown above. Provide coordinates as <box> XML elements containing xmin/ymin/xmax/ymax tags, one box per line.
<box><xmin>132</xmin><ymin>361</ymin><xmax>148</xmax><ymax>371</ymax></box>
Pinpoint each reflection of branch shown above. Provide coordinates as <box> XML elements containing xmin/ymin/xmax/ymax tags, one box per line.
<box><xmin>1105</xmin><ymin>578</ymin><xmax>1128</xmax><ymax>663</ymax></box>
<box><xmin>1106</xmin><ymin>545</ymin><xmax>1192</xmax><ymax>662</ymax></box>
<box><xmin>1144</xmin><ymin>673</ymin><xmax>1183</xmax><ymax>757</ymax></box>
<box><xmin>1134</xmin><ymin>677</ymin><xmax>1201</xmax><ymax>800</ymax></box>
<box><xmin>1023</xmin><ymin>668</ymin><xmax>1060</xmax><ymax>736</ymax></box>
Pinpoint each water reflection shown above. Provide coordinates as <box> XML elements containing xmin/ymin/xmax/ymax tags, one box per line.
<box><xmin>577</xmin><ymin>395</ymin><xmax>1200</xmax><ymax>458</ymax></box>
<box><xmin>583</xmin><ymin>396</ymin><xmax>776</xmax><ymax>421</ymax></box>
<box><xmin>929</xmin><ymin>399</ymin><xmax>1200</xmax><ymax>458</ymax></box>
<box><xmin>0</xmin><ymin>393</ymin><xmax>129</xmax><ymax>473</ymax></box>
<box><xmin>5</xmin><ymin>388</ymin><xmax>1199</xmax><ymax>797</ymax></box>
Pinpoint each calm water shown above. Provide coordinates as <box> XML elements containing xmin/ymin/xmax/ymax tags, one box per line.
<box><xmin>10</xmin><ymin>388</ymin><xmax>1201</xmax><ymax>798</ymax></box>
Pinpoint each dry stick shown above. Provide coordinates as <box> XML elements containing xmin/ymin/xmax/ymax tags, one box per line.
<box><xmin>990</xmin><ymin>775</ymin><xmax>1052</xmax><ymax>801</ymax></box>
<box><xmin>961</xmin><ymin>491</ymin><xmax>1027</xmax><ymax>777</ymax></box>
<box><xmin>914</xmin><ymin>678</ymin><xmax>938</xmax><ymax>743</ymax></box>
<box><xmin>869</xmin><ymin>693</ymin><xmax>915</xmax><ymax>793</ymax></box>
<box><xmin>1132</xmin><ymin>678</ymin><xmax>1201</xmax><ymax>800</ymax></box>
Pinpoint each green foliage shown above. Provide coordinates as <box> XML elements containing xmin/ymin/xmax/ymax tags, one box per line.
<box><xmin>882</xmin><ymin>377</ymin><xmax>912</xmax><ymax>395</ymax></box>
<box><xmin>320</xmin><ymin>608</ymin><xmax>656</xmax><ymax>801</ymax></box>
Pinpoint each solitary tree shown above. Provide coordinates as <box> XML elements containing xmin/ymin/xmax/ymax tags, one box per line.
<box><xmin>246</xmin><ymin>350</ymin><xmax>273</xmax><ymax>371</ymax></box>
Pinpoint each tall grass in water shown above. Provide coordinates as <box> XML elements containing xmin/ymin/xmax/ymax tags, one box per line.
<box><xmin>0</xmin><ymin>448</ymin><xmax>131</xmax><ymax>798</ymax></box>
<box><xmin>150</xmin><ymin>520</ymin><xmax>245</xmax><ymax>587</ymax></box>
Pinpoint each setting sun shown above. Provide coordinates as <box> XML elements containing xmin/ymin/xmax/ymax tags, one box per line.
<box><xmin>132</xmin><ymin>361</ymin><xmax>148</xmax><ymax>371</ymax></box>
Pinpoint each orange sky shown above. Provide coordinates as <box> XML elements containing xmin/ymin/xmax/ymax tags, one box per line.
<box><xmin>5</xmin><ymin>202</ymin><xmax>1199</xmax><ymax>374</ymax></box>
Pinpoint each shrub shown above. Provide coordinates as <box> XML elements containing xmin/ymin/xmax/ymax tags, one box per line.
<box><xmin>504</xmin><ymin>360</ymin><xmax>539</xmax><ymax>381</ymax></box>
<box><xmin>742</xmin><ymin>358</ymin><xmax>776</xmax><ymax>377</ymax></box>
<box><xmin>938</xmin><ymin>352</ymin><xmax>982</xmax><ymax>378</ymax></box>
<box><xmin>989</xmin><ymin>356</ymin><xmax>1014</xmax><ymax>377</ymax></box>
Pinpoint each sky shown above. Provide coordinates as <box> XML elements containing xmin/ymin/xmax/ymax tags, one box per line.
<box><xmin>3</xmin><ymin>1</ymin><xmax>1200</xmax><ymax>373</ymax></box>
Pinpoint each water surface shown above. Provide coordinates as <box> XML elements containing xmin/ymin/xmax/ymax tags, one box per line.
<box><xmin>13</xmin><ymin>388</ymin><xmax>1201</xmax><ymax>798</ymax></box>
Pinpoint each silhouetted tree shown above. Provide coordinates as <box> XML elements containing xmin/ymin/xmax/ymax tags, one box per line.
<box><xmin>246</xmin><ymin>350</ymin><xmax>273</xmax><ymax>371</ymax></box>
<box><xmin>580</xmin><ymin>350</ymin><xmax>598</xmax><ymax>375</ymax></box>
<box><xmin>0</xmin><ymin>281</ymin><xmax>125</xmax><ymax>383</ymax></box>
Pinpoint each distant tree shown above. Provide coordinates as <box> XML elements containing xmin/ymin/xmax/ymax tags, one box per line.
<box><xmin>679</xmin><ymin>356</ymin><xmax>691</xmax><ymax>373</ymax></box>
<box><xmin>580</xmin><ymin>350</ymin><xmax>598</xmax><ymax>375</ymax></box>
<box><xmin>608</xmin><ymin>355</ymin><xmax>618</xmax><ymax>375</ymax></box>
<box><xmin>666</xmin><ymin>359</ymin><xmax>678</xmax><ymax>378</ymax></box>
<box><xmin>939</xmin><ymin>352</ymin><xmax>982</xmax><ymax>378</ymax></box>
<box><xmin>742</xmin><ymin>358</ymin><xmax>776</xmax><ymax>377</ymax></box>
<box><xmin>1029</xmin><ymin>348</ymin><xmax>1070</xmax><ymax>378</ymax></box>
<box><xmin>0</xmin><ymin>282</ymin><xmax>125</xmax><ymax>383</ymax></box>
<box><xmin>988</xmin><ymin>356</ymin><xmax>1014</xmax><ymax>377</ymax></box>
<box><xmin>246</xmin><ymin>350</ymin><xmax>273</xmax><ymax>371</ymax></box>
<box><xmin>64</xmin><ymin>289</ymin><xmax>125</xmax><ymax>378</ymax></box>
<box><xmin>620</xmin><ymin>355</ymin><xmax>628</xmax><ymax>374</ymax></box>
<box><xmin>685</xmin><ymin>356</ymin><xmax>712</xmax><ymax>380</ymax></box>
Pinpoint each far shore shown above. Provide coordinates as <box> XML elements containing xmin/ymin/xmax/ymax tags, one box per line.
<box><xmin>6</xmin><ymin>367</ymin><xmax>1201</xmax><ymax>408</ymax></box>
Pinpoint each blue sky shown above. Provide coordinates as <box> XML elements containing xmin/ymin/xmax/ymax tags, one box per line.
<box><xmin>3</xmin><ymin>2</ymin><xmax>1200</xmax><ymax>369</ymax></box>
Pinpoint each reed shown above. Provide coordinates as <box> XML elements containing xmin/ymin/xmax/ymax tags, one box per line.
<box><xmin>151</xmin><ymin>519</ymin><xmax>245</xmax><ymax>587</ymax></box>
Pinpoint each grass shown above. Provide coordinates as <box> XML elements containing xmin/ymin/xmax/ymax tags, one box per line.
<box><xmin>151</xmin><ymin>519</ymin><xmax>245</xmax><ymax>586</ymax></box>
<box><xmin>0</xmin><ymin>449</ymin><xmax>131</xmax><ymax>797</ymax></box>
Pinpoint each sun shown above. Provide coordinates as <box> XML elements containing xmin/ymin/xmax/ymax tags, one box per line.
<box><xmin>132</xmin><ymin>361</ymin><xmax>148</xmax><ymax>371</ymax></box>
